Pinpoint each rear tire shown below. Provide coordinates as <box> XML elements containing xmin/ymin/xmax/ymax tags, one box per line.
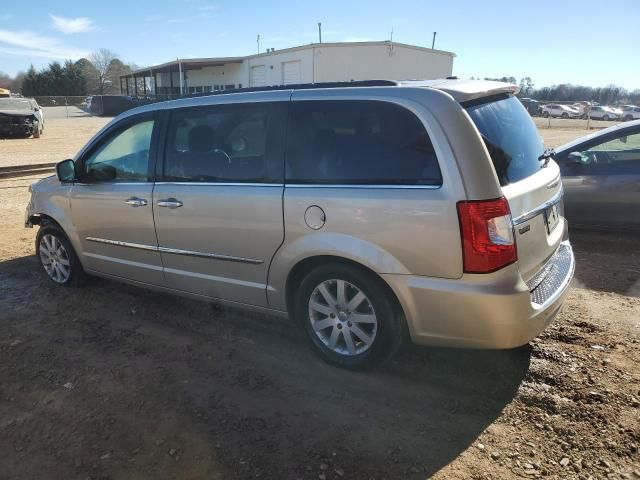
<box><xmin>603</xmin><ymin>114</ymin><xmax>610</xmax><ymax>121</ymax></box>
<box><xmin>625</xmin><ymin>115</ymin><xmax>633</xmax><ymax>121</ymax></box>
<box><xmin>294</xmin><ymin>263</ymin><xmax>404</xmax><ymax>370</ymax></box>
<box><xmin>36</xmin><ymin>224</ymin><xmax>85</xmax><ymax>287</ymax></box>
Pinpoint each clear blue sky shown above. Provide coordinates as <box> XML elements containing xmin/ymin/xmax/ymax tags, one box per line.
<box><xmin>1</xmin><ymin>0</ymin><xmax>639</xmax><ymax>89</ymax></box>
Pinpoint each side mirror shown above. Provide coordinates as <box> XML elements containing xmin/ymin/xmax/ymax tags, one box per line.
<box><xmin>56</xmin><ymin>159</ymin><xmax>77</xmax><ymax>182</ymax></box>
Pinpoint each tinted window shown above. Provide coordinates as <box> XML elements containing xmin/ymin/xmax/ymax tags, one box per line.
<box><xmin>82</xmin><ymin>118</ymin><xmax>155</xmax><ymax>182</ymax></box>
<box><xmin>164</xmin><ymin>102</ymin><xmax>287</xmax><ymax>183</ymax></box>
<box><xmin>571</xmin><ymin>131</ymin><xmax>640</xmax><ymax>175</ymax></box>
<box><xmin>466</xmin><ymin>95</ymin><xmax>544</xmax><ymax>185</ymax></box>
<box><xmin>286</xmin><ymin>100</ymin><xmax>442</xmax><ymax>185</ymax></box>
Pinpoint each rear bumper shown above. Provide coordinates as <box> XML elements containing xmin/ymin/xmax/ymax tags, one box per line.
<box><xmin>383</xmin><ymin>241</ymin><xmax>575</xmax><ymax>349</ymax></box>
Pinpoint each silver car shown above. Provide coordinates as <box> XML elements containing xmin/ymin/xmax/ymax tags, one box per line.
<box><xmin>25</xmin><ymin>79</ymin><xmax>575</xmax><ymax>369</ymax></box>
<box><xmin>554</xmin><ymin>119</ymin><xmax>640</xmax><ymax>230</ymax></box>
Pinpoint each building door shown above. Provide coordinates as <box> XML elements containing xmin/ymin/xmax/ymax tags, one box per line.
<box><xmin>153</xmin><ymin>97</ymin><xmax>289</xmax><ymax>306</ymax></box>
<box><xmin>251</xmin><ymin>65</ymin><xmax>266</xmax><ymax>87</ymax></box>
<box><xmin>282</xmin><ymin>61</ymin><xmax>301</xmax><ymax>85</ymax></box>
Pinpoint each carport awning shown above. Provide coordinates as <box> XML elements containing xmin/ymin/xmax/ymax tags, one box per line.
<box><xmin>121</xmin><ymin>57</ymin><xmax>244</xmax><ymax>78</ymax></box>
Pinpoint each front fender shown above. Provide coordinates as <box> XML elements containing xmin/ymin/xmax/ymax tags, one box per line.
<box><xmin>28</xmin><ymin>178</ymin><xmax>81</xmax><ymax>258</ymax></box>
<box><xmin>267</xmin><ymin>232</ymin><xmax>410</xmax><ymax>311</ymax></box>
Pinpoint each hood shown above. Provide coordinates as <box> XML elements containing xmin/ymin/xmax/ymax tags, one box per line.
<box><xmin>0</xmin><ymin>109</ymin><xmax>35</xmax><ymax>117</ymax></box>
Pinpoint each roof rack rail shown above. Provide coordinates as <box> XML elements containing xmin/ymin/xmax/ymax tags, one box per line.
<box><xmin>183</xmin><ymin>80</ymin><xmax>399</xmax><ymax>98</ymax></box>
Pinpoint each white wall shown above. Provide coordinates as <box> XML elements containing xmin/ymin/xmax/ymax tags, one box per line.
<box><xmin>150</xmin><ymin>43</ymin><xmax>454</xmax><ymax>92</ymax></box>
<box><xmin>184</xmin><ymin>63</ymin><xmax>245</xmax><ymax>89</ymax></box>
<box><xmin>314</xmin><ymin>44</ymin><xmax>453</xmax><ymax>82</ymax></box>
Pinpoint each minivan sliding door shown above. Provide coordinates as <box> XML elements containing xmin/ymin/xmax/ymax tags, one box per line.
<box><xmin>153</xmin><ymin>96</ymin><xmax>289</xmax><ymax>307</ymax></box>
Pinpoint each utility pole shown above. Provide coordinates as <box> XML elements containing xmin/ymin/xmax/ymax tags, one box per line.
<box><xmin>257</xmin><ymin>34</ymin><xmax>260</xmax><ymax>54</ymax></box>
<box><xmin>318</xmin><ymin>22</ymin><xmax>322</xmax><ymax>43</ymax></box>
<box><xmin>432</xmin><ymin>31</ymin><xmax>437</xmax><ymax>49</ymax></box>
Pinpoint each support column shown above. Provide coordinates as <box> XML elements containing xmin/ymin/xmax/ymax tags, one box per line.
<box><xmin>169</xmin><ymin>65</ymin><xmax>174</xmax><ymax>98</ymax></box>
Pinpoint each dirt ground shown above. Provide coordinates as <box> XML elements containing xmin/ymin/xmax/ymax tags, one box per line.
<box><xmin>0</xmin><ymin>174</ymin><xmax>638</xmax><ymax>480</ymax></box>
<box><xmin>0</xmin><ymin>107</ymin><xmax>111</xmax><ymax>167</ymax></box>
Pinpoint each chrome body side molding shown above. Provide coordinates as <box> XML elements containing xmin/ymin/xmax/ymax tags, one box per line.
<box><xmin>85</xmin><ymin>237</ymin><xmax>263</xmax><ymax>265</ymax></box>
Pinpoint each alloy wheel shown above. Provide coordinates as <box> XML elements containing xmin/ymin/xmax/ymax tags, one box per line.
<box><xmin>39</xmin><ymin>234</ymin><xmax>71</xmax><ymax>283</ymax></box>
<box><xmin>308</xmin><ymin>279</ymin><xmax>378</xmax><ymax>356</ymax></box>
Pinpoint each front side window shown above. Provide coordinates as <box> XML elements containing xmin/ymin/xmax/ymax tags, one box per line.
<box><xmin>286</xmin><ymin>100</ymin><xmax>442</xmax><ymax>185</ymax></box>
<box><xmin>164</xmin><ymin>102</ymin><xmax>287</xmax><ymax>183</ymax></box>
<box><xmin>572</xmin><ymin>131</ymin><xmax>640</xmax><ymax>175</ymax></box>
<box><xmin>81</xmin><ymin>118</ymin><xmax>155</xmax><ymax>182</ymax></box>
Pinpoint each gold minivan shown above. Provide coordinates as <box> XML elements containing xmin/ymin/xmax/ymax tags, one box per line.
<box><xmin>25</xmin><ymin>79</ymin><xmax>574</xmax><ymax>369</ymax></box>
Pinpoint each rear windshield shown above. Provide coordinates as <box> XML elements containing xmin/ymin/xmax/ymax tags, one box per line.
<box><xmin>466</xmin><ymin>95</ymin><xmax>545</xmax><ymax>185</ymax></box>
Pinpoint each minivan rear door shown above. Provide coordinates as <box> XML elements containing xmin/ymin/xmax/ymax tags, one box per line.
<box><xmin>466</xmin><ymin>95</ymin><xmax>565</xmax><ymax>281</ymax></box>
<box><xmin>152</xmin><ymin>95</ymin><xmax>289</xmax><ymax>307</ymax></box>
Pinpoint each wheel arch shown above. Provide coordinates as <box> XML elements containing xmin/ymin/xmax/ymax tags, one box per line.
<box><xmin>284</xmin><ymin>255</ymin><xmax>406</xmax><ymax>323</ymax></box>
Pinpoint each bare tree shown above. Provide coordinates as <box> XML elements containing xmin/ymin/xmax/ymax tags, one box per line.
<box><xmin>88</xmin><ymin>49</ymin><xmax>118</xmax><ymax>95</ymax></box>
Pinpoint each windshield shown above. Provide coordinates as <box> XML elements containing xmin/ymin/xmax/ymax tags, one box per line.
<box><xmin>0</xmin><ymin>99</ymin><xmax>32</xmax><ymax>111</ymax></box>
<box><xmin>466</xmin><ymin>95</ymin><xmax>545</xmax><ymax>185</ymax></box>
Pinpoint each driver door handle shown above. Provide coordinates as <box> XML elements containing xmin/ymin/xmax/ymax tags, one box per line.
<box><xmin>124</xmin><ymin>197</ymin><xmax>148</xmax><ymax>207</ymax></box>
<box><xmin>157</xmin><ymin>198</ymin><xmax>183</xmax><ymax>208</ymax></box>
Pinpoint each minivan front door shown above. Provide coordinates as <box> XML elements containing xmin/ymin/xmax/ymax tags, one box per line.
<box><xmin>153</xmin><ymin>97</ymin><xmax>289</xmax><ymax>306</ymax></box>
<box><xmin>70</xmin><ymin>113</ymin><xmax>165</xmax><ymax>285</ymax></box>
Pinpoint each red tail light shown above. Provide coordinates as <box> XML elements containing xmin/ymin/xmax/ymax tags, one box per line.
<box><xmin>457</xmin><ymin>197</ymin><xmax>517</xmax><ymax>273</ymax></box>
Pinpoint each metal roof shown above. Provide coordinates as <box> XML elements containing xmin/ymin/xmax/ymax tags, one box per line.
<box><xmin>125</xmin><ymin>56</ymin><xmax>244</xmax><ymax>76</ymax></box>
<box><xmin>120</xmin><ymin>41</ymin><xmax>456</xmax><ymax>79</ymax></box>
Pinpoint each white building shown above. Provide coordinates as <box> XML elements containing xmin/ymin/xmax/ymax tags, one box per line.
<box><xmin>120</xmin><ymin>41</ymin><xmax>455</xmax><ymax>96</ymax></box>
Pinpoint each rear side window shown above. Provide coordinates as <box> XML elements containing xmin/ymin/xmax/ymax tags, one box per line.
<box><xmin>466</xmin><ymin>95</ymin><xmax>545</xmax><ymax>185</ymax></box>
<box><xmin>286</xmin><ymin>100</ymin><xmax>442</xmax><ymax>185</ymax></box>
<box><xmin>163</xmin><ymin>102</ymin><xmax>287</xmax><ymax>183</ymax></box>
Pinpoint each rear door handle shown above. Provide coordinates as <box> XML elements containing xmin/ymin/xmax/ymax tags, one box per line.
<box><xmin>124</xmin><ymin>197</ymin><xmax>148</xmax><ymax>207</ymax></box>
<box><xmin>157</xmin><ymin>198</ymin><xmax>183</xmax><ymax>208</ymax></box>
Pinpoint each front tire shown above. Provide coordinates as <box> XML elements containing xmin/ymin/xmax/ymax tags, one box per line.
<box><xmin>32</xmin><ymin>121</ymin><xmax>40</xmax><ymax>138</ymax></box>
<box><xmin>542</xmin><ymin>111</ymin><xmax>549</xmax><ymax>118</ymax></box>
<box><xmin>561</xmin><ymin>112</ymin><xmax>569</xmax><ymax>119</ymax></box>
<box><xmin>603</xmin><ymin>114</ymin><xmax>610</xmax><ymax>121</ymax></box>
<box><xmin>294</xmin><ymin>264</ymin><xmax>404</xmax><ymax>370</ymax></box>
<box><xmin>36</xmin><ymin>225</ymin><xmax>85</xmax><ymax>287</ymax></box>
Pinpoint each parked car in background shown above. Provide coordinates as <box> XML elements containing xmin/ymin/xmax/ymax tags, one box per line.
<box><xmin>542</xmin><ymin>104</ymin><xmax>580</xmax><ymax>118</ymax></box>
<box><xmin>25</xmin><ymin>79</ymin><xmax>574</xmax><ymax>369</ymax></box>
<box><xmin>554</xmin><ymin>119</ymin><xmax>640</xmax><ymax>230</ymax></box>
<box><xmin>0</xmin><ymin>98</ymin><xmax>43</xmax><ymax>138</ymax></box>
<box><xmin>519</xmin><ymin>97</ymin><xmax>541</xmax><ymax>116</ymax></box>
<box><xmin>622</xmin><ymin>106</ymin><xmax>640</xmax><ymax>121</ymax></box>
<box><xmin>27</xmin><ymin>98</ymin><xmax>44</xmax><ymax>132</ymax></box>
<box><xmin>607</xmin><ymin>106</ymin><xmax>623</xmax><ymax>117</ymax></box>
<box><xmin>588</xmin><ymin>106</ymin><xmax>619</xmax><ymax>121</ymax></box>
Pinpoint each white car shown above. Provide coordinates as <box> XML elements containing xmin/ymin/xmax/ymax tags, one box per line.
<box><xmin>541</xmin><ymin>104</ymin><xmax>580</xmax><ymax>118</ymax></box>
<box><xmin>27</xmin><ymin>98</ymin><xmax>45</xmax><ymax>131</ymax></box>
<box><xmin>588</xmin><ymin>106</ymin><xmax>619</xmax><ymax>121</ymax></box>
<box><xmin>622</xmin><ymin>106</ymin><xmax>640</xmax><ymax>121</ymax></box>
<box><xmin>607</xmin><ymin>106</ymin><xmax>623</xmax><ymax>117</ymax></box>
